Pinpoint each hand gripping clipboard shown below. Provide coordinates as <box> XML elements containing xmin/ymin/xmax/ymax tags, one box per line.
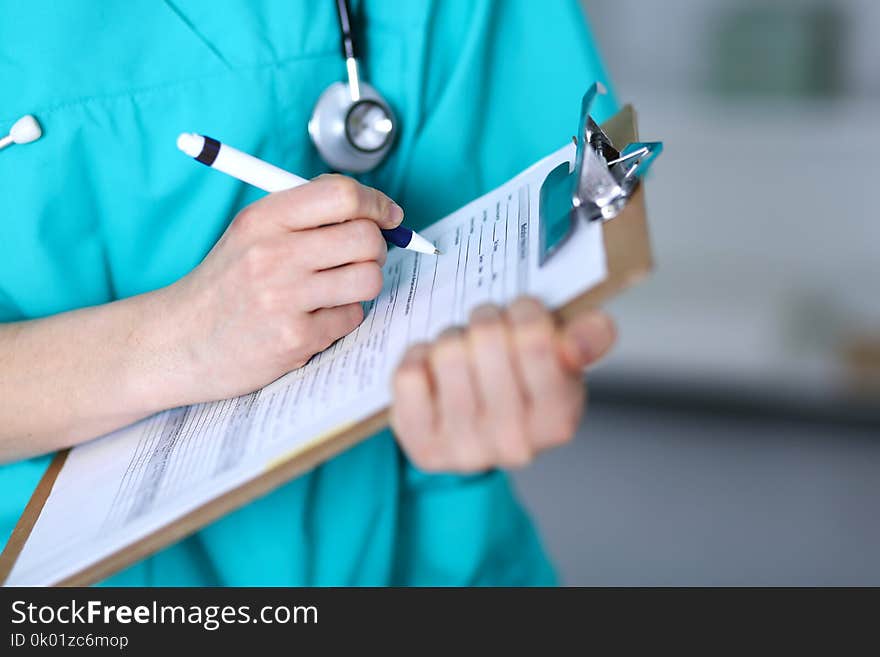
<box><xmin>0</xmin><ymin>88</ymin><xmax>662</xmax><ymax>586</ymax></box>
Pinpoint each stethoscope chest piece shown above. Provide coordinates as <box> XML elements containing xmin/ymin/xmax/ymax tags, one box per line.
<box><xmin>310</xmin><ymin>0</ymin><xmax>397</xmax><ymax>173</ymax></box>
<box><xmin>309</xmin><ymin>81</ymin><xmax>396</xmax><ymax>174</ymax></box>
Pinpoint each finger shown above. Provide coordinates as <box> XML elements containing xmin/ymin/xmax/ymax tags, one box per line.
<box><xmin>291</xmin><ymin>219</ymin><xmax>388</xmax><ymax>271</ymax></box>
<box><xmin>303</xmin><ymin>262</ymin><xmax>384</xmax><ymax>310</ymax></box>
<box><xmin>508</xmin><ymin>297</ymin><xmax>583</xmax><ymax>448</ymax></box>
<box><xmin>467</xmin><ymin>305</ymin><xmax>532</xmax><ymax>467</ymax></box>
<box><xmin>308</xmin><ymin>303</ymin><xmax>365</xmax><ymax>352</ymax></box>
<box><xmin>429</xmin><ymin>327</ymin><xmax>489</xmax><ymax>471</ymax></box>
<box><xmin>558</xmin><ymin>311</ymin><xmax>617</xmax><ymax>371</ymax></box>
<box><xmin>391</xmin><ymin>344</ymin><xmax>440</xmax><ymax>468</ymax></box>
<box><xmin>252</xmin><ymin>174</ymin><xmax>404</xmax><ymax>232</ymax></box>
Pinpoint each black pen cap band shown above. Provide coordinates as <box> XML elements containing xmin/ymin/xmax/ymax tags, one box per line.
<box><xmin>196</xmin><ymin>136</ymin><xmax>221</xmax><ymax>166</ymax></box>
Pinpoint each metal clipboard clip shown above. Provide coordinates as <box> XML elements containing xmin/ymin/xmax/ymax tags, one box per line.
<box><xmin>538</xmin><ymin>82</ymin><xmax>663</xmax><ymax>266</ymax></box>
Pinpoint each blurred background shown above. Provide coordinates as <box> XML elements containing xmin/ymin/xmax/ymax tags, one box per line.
<box><xmin>514</xmin><ymin>0</ymin><xmax>880</xmax><ymax>585</ymax></box>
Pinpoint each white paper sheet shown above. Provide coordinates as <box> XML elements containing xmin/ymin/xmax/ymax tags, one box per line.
<box><xmin>6</xmin><ymin>143</ymin><xmax>606</xmax><ymax>585</ymax></box>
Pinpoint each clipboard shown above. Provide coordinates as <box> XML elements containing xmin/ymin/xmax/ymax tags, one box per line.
<box><xmin>0</xmin><ymin>95</ymin><xmax>659</xmax><ymax>586</ymax></box>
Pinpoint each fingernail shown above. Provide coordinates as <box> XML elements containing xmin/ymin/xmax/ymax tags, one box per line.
<box><xmin>470</xmin><ymin>304</ymin><xmax>500</xmax><ymax>323</ymax></box>
<box><xmin>571</xmin><ymin>313</ymin><xmax>614</xmax><ymax>363</ymax></box>
<box><xmin>508</xmin><ymin>298</ymin><xmax>544</xmax><ymax>325</ymax></box>
<box><xmin>402</xmin><ymin>343</ymin><xmax>429</xmax><ymax>364</ymax></box>
<box><xmin>386</xmin><ymin>202</ymin><xmax>404</xmax><ymax>226</ymax></box>
<box><xmin>437</xmin><ymin>326</ymin><xmax>464</xmax><ymax>341</ymax></box>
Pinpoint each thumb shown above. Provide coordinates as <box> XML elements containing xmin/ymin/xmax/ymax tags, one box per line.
<box><xmin>559</xmin><ymin>310</ymin><xmax>617</xmax><ymax>371</ymax></box>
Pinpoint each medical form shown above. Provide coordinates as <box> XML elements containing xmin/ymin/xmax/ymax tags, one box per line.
<box><xmin>5</xmin><ymin>143</ymin><xmax>608</xmax><ymax>585</ymax></box>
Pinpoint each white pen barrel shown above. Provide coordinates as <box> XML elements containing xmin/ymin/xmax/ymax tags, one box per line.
<box><xmin>212</xmin><ymin>144</ymin><xmax>307</xmax><ymax>193</ymax></box>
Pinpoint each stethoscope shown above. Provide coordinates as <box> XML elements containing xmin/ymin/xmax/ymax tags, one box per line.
<box><xmin>2</xmin><ymin>0</ymin><xmax>395</xmax><ymax>173</ymax></box>
<box><xmin>308</xmin><ymin>0</ymin><xmax>397</xmax><ymax>173</ymax></box>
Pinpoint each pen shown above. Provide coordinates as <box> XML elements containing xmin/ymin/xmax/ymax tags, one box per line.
<box><xmin>176</xmin><ymin>133</ymin><xmax>439</xmax><ymax>256</ymax></box>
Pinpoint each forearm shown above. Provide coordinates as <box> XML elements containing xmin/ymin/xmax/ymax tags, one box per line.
<box><xmin>0</xmin><ymin>177</ymin><xmax>400</xmax><ymax>463</ymax></box>
<box><xmin>0</xmin><ymin>286</ymin><xmax>193</xmax><ymax>462</ymax></box>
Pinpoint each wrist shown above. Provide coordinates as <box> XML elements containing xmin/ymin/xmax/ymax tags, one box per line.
<box><xmin>120</xmin><ymin>282</ymin><xmax>204</xmax><ymax>415</ymax></box>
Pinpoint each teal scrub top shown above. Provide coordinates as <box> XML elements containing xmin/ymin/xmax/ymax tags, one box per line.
<box><xmin>0</xmin><ymin>0</ymin><xmax>616</xmax><ymax>586</ymax></box>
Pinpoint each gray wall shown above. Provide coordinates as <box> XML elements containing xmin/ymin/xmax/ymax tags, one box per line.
<box><xmin>585</xmin><ymin>0</ymin><xmax>880</xmax><ymax>99</ymax></box>
<box><xmin>510</xmin><ymin>0</ymin><xmax>880</xmax><ymax>586</ymax></box>
<box><xmin>514</xmin><ymin>402</ymin><xmax>880</xmax><ymax>585</ymax></box>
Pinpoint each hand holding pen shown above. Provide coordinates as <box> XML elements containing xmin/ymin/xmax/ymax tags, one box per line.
<box><xmin>177</xmin><ymin>133</ymin><xmax>438</xmax><ymax>256</ymax></box>
<box><xmin>159</xmin><ymin>165</ymin><xmax>410</xmax><ymax>403</ymax></box>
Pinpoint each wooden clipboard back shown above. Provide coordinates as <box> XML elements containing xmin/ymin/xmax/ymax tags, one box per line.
<box><xmin>0</xmin><ymin>105</ymin><xmax>653</xmax><ymax>587</ymax></box>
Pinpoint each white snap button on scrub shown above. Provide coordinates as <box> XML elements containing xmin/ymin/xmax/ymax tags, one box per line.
<box><xmin>0</xmin><ymin>115</ymin><xmax>43</xmax><ymax>151</ymax></box>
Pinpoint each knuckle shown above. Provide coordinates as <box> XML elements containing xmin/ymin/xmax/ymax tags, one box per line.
<box><xmin>358</xmin><ymin>262</ymin><xmax>384</xmax><ymax>299</ymax></box>
<box><xmin>510</xmin><ymin>295</ymin><xmax>545</xmax><ymax>316</ymax></box>
<box><xmin>517</xmin><ymin>323</ymin><xmax>556</xmax><ymax>358</ymax></box>
<box><xmin>348</xmin><ymin>220</ymin><xmax>384</xmax><ymax>259</ymax></box>
<box><xmin>544</xmin><ymin>406</ymin><xmax>581</xmax><ymax>445</ymax></box>
<box><xmin>328</xmin><ymin>176</ymin><xmax>361</xmax><ymax>216</ymax></box>
<box><xmin>347</xmin><ymin>302</ymin><xmax>365</xmax><ymax>327</ymax></box>
<box><xmin>499</xmin><ymin>445</ymin><xmax>533</xmax><ymax>470</ymax></box>
<box><xmin>320</xmin><ymin>329</ymin><xmax>341</xmax><ymax>351</ymax></box>
<box><xmin>287</xmin><ymin>283</ymin><xmax>308</xmax><ymax>309</ymax></box>
<box><xmin>394</xmin><ymin>346</ymin><xmax>430</xmax><ymax>388</ymax></box>
<box><xmin>447</xmin><ymin>434</ymin><xmax>486</xmax><ymax>470</ymax></box>
<box><xmin>495</xmin><ymin>423</ymin><xmax>533</xmax><ymax>468</ymax></box>
<box><xmin>286</xmin><ymin>231</ymin><xmax>304</xmax><ymax>250</ymax></box>
<box><xmin>508</xmin><ymin>297</ymin><xmax>553</xmax><ymax>325</ymax></box>
<box><xmin>469</xmin><ymin>303</ymin><xmax>502</xmax><ymax>324</ymax></box>
<box><xmin>456</xmin><ymin>451</ymin><xmax>490</xmax><ymax>475</ymax></box>
<box><xmin>343</xmin><ymin>218</ymin><xmax>369</xmax><ymax>242</ymax></box>
<box><xmin>278</xmin><ymin>321</ymin><xmax>309</xmax><ymax>358</ymax></box>
<box><xmin>431</xmin><ymin>332</ymin><xmax>466</xmax><ymax>365</ymax></box>
<box><xmin>256</xmin><ymin>287</ymin><xmax>279</xmax><ymax>313</ymax></box>
<box><xmin>411</xmin><ymin>447</ymin><xmax>444</xmax><ymax>473</ymax></box>
<box><xmin>367</xmin><ymin>225</ymin><xmax>387</xmax><ymax>261</ymax></box>
<box><xmin>314</xmin><ymin>321</ymin><xmax>338</xmax><ymax>349</ymax></box>
<box><xmin>241</xmin><ymin>242</ymin><xmax>272</xmax><ymax>279</ymax></box>
<box><xmin>502</xmin><ymin>422</ymin><xmax>529</xmax><ymax>449</ymax></box>
<box><xmin>393</xmin><ymin>428</ymin><xmax>441</xmax><ymax>472</ymax></box>
<box><xmin>468</xmin><ymin>316</ymin><xmax>504</xmax><ymax>347</ymax></box>
<box><xmin>233</xmin><ymin>205</ymin><xmax>262</xmax><ymax>233</ymax></box>
<box><xmin>394</xmin><ymin>361</ymin><xmax>424</xmax><ymax>388</ymax></box>
<box><xmin>435</xmin><ymin>326</ymin><xmax>465</xmax><ymax>348</ymax></box>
